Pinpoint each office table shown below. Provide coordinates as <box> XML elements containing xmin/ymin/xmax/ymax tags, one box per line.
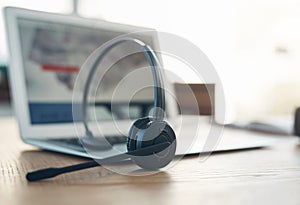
<box><xmin>1</xmin><ymin>117</ymin><xmax>300</xmax><ymax>205</ymax></box>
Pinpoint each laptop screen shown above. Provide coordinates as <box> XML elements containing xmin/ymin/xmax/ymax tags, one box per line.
<box><xmin>17</xmin><ymin>18</ymin><xmax>156</xmax><ymax>125</ymax></box>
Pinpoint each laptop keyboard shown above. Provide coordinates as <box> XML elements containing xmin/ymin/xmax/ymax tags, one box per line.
<box><xmin>47</xmin><ymin>136</ymin><xmax>127</xmax><ymax>153</ymax></box>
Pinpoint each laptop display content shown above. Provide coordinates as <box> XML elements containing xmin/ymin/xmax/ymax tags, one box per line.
<box><xmin>18</xmin><ymin>18</ymin><xmax>156</xmax><ymax>125</ymax></box>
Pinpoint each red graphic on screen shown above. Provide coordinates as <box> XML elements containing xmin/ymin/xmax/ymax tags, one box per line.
<box><xmin>41</xmin><ymin>64</ymin><xmax>79</xmax><ymax>73</ymax></box>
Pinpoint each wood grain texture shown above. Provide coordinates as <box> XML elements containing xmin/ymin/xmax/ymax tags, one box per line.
<box><xmin>1</xmin><ymin>117</ymin><xmax>300</xmax><ymax>205</ymax></box>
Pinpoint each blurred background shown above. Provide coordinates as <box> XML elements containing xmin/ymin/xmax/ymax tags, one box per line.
<box><xmin>0</xmin><ymin>0</ymin><xmax>299</xmax><ymax>122</ymax></box>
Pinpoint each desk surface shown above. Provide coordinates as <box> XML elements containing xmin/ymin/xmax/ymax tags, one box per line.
<box><xmin>1</xmin><ymin>117</ymin><xmax>300</xmax><ymax>205</ymax></box>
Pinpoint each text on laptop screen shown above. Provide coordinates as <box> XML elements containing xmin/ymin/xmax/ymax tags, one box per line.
<box><xmin>17</xmin><ymin>18</ymin><xmax>156</xmax><ymax>124</ymax></box>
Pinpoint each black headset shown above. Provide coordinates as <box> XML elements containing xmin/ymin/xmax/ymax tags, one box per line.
<box><xmin>26</xmin><ymin>38</ymin><xmax>177</xmax><ymax>181</ymax></box>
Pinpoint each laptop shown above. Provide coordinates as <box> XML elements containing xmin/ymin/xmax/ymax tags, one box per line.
<box><xmin>4</xmin><ymin>7</ymin><xmax>272</xmax><ymax>159</ymax></box>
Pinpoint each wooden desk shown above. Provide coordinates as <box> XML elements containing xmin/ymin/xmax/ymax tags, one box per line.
<box><xmin>1</xmin><ymin>117</ymin><xmax>300</xmax><ymax>205</ymax></box>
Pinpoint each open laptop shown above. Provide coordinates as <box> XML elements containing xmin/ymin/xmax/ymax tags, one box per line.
<box><xmin>5</xmin><ymin>7</ymin><xmax>272</xmax><ymax>159</ymax></box>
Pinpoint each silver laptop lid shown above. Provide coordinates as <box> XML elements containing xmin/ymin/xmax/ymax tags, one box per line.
<box><xmin>5</xmin><ymin>7</ymin><xmax>178</xmax><ymax>139</ymax></box>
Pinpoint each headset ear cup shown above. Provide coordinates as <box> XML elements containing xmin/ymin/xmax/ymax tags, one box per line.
<box><xmin>127</xmin><ymin>117</ymin><xmax>151</xmax><ymax>152</ymax></box>
<box><xmin>133</xmin><ymin>121</ymin><xmax>176</xmax><ymax>170</ymax></box>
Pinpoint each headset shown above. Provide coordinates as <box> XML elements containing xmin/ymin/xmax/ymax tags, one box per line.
<box><xmin>26</xmin><ymin>38</ymin><xmax>177</xmax><ymax>182</ymax></box>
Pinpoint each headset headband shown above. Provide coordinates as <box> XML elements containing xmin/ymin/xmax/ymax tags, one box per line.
<box><xmin>82</xmin><ymin>37</ymin><xmax>166</xmax><ymax>134</ymax></box>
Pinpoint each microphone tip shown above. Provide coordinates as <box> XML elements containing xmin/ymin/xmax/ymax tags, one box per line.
<box><xmin>26</xmin><ymin>173</ymin><xmax>35</xmax><ymax>182</ymax></box>
<box><xmin>26</xmin><ymin>168</ymin><xmax>58</xmax><ymax>182</ymax></box>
